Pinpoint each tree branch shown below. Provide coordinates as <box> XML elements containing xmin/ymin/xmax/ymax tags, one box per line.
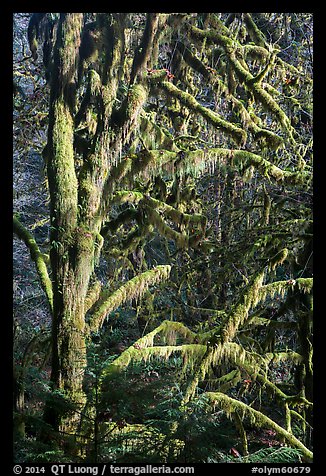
<box><xmin>13</xmin><ymin>215</ymin><xmax>53</xmax><ymax>313</ymax></box>
<box><xmin>88</xmin><ymin>265</ymin><xmax>171</xmax><ymax>332</ymax></box>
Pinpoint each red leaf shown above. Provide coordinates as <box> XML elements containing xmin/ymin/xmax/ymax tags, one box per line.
<box><xmin>230</xmin><ymin>447</ymin><xmax>241</xmax><ymax>458</ymax></box>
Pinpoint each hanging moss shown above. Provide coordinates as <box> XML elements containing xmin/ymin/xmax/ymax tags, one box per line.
<box><xmin>243</xmin><ymin>13</ymin><xmax>267</xmax><ymax>47</ymax></box>
<box><xmin>296</xmin><ymin>278</ymin><xmax>313</xmax><ymax>294</ymax></box>
<box><xmin>126</xmin><ymin>83</ymin><xmax>148</xmax><ymax>117</ymax></box>
<box><xmin>203</xmin><ymin>392</ymin><xmax>313</xmax><ymax>461</ymax></box>
<box><xmin>219</xmin><ymin>271</ymin><xmax>265</xmax><ymax>343</ymax></box>
<box><xmin>189</xmin><ymin>26</ymin><xmax>296</xmax><ymax>141</ymax></box>
<box><xmin>140</xmin><ymin>112</ymin><xmax>177</xmax><ymax>151</ymax></box>
<box><xmin>215</xmin><ymin>369</ymin><xmax>242</xmax><ymax>393</ymax></box>
<box><xmin>214</xmin><ymin>342</ymin><xmax>265</xmax><ymax>377</ymax></box>
<box><xmin>145</xmin><ymin>206</ymin><xmax>189</xmax><ymax>248</ymax></box>
<box><xmin>88</xmin><ymin>265</ymin><xmax>171</xmax><ymax>332</ymax></box>
<box><xmin>257</xmin><ymin>278</ymin><xmax>312</xmax><ymax>308</ymax></box>
<box><xmin>148</xmin><ymin>74</ymin><xmax>247</xmax><ymax>146</ymax></box>
<box><xmin>104</xmin><ymin>146</ymin><xmax>306</xmax><ymax>188</ymax></box>
<box><xmin>111</xmin><ymin>190</ymin><xmax>145</xmax><ymax>205</ymax></box>
<box><xmin>101</xmin><ymin>319</ymin><xmax>203</xmax><ymax>382</ymax></box>
<box><xmin>172</xmin><ymin>44</ymin><xmax>283</xmax><ymax>148</ymax></box>
<box><xmin>268</xmin><ymin>248</ymin><xmax>289</xmax><ymax>271</ymax></box>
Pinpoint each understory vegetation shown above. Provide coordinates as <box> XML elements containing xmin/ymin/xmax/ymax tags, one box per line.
<box><xmin>13</xmin><ymin>12</ymin><xmax>313</xmax><ymax>463</ymax></box>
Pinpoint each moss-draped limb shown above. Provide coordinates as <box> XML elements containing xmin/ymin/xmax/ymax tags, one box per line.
<box><xmin>106</xmin><ymin>148</ymin><xmax>307</xmax><ymax>190</ymax></box>
<box><xmin>102</xmin><ymin>344</ymin><xmax>207</xmax><ymax>382</ymax></box>
<box><xmin>148</xmin><ymin>73</ymin><xmax>247</xmax><ymax>146</ymax></box>
<box><xmin>176</xmin><ymin>41</ymin><xmax>283</xmax><ymax>149</ymax></box>
<box><xmin>108</xmin><ymin>192</ymin><xmax>205</xmax><ymax>229</ymax></box>
<box><xmin>233</xmin><ymin>410</ymin><xmax>249</xmax><ymax>456</ymax></box>
<box><xmin>13</xmin><ymin>216</ymin><xmax>54</xmax><ymax>312</ymax></box>
<box><xmin>243</xmin><ymin>13</ymin><xmax>267</xmax><ymax>48</ymax></box>
<box><xmin>219</xmin><ymin>271</ymin><xmax>265</xmax><ymax>343</ymax></box>
<box><xmin>105</xmin><ymin>191</ymin><xmax>206</xmax><ymax>250</ymax></box>
<box><xmin>130</xmin><ymin>13</ymin><xmax>160</xmax><ymax>83</ymax></box>
<box><xmin>101</xmin><ymin>319</ymin><xmax>200</xmax><ymax>380</ymax></box>
<box><xmin>183</xmin><ymin>270</ymin><xmax>311</xmax><ymax>404</ymax></box>
<box><xmin>243</xmin><ymin>44</ymin><xmax>312</xmax><ymax>84</ymax></box>
<box><xmin>203</xmin><ymin>392</ymin><xmax>313</xmax><ymax>461</ymax></box>
<box><xmin>258</xmin><ymin>278</ymin><xmax>313</xmax><ymax>304</ymax></box>
<box><xmin>245</xmin><ymin>315</ymin><xmax>297</xmax><ymax>331</ymax></box>
<box><xmin>101</xmin><ymin>208</ymin><xmax>141</xmax><ymax>236</ymax></box>
<box><xmin>264</xmin><ymin>351</ymin><xmax>303</xmax><ymax>366</ymax></box>
<box><xmin>145</xmin><ymin>196</ymin><xmax>205</xmax><ymax>227</ymax></box>
<box><xmin>179</xmin><ymin>148</ymin><xmax>306</xmax><ymax>184</ymax></box>
<box><xmin>88</xmin><ymin>265</ymin><xmax>171</xmax><ymax>332</ymax></box>
<box><xmin>220</xmin><ymin>344</ymin><xmax>309</xmax><ymax>412</ymax></box>
<box><xmin>139</xmin><ymin>112</ymin><xmax>177</xmax><ymax>151</ymax></box>
<box><xmin>214</xmin><ymin>369</ymin><xmax>242</xmax><ymax>393</ymax></box>
<box><xmin>189</xmin><ymin>26</ymin><xmax>296</xmax><ymax>139</ymax></box>
<box><xmin>182</xmin><ymin>272</ymin><xmax>265</xmax><ymax>403</ymax></box>
<box><xmin>145</xmin><ymin>206</ymin><xmax>189</xmax><ymax>248</ymax></box>
<box><xmin>84</xmin><ymin>279</ymin><xmax>102</xmax><ymax>314</ymax></box>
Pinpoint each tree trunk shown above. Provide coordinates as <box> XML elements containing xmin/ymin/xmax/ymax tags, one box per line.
<box><xmin>45</xmin><ymin>13</ymin><xmax>87</xmax><ymax>432</ymax></box>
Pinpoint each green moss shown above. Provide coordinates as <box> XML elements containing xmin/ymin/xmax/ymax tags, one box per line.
<box><xmin>111</xmin><ymin>190</ymin><xmax>145</xmax><ymax>205</ymax></box>
<box><xmin>296</xmin><ymin>278</ymin><xmax>313</xmax><ymax>294</ymax></box>
<box><xmin>257</xmin><ymin>277</ymin><xmax>311</xmax><ymax>305</ymax></box>
<box><xmin>215</xmin><ymin>369</ymin><xmax>242</xmax><ymax>393</ymax></box>
<box><xmin>101</xmin><ymin>319</ymin><xmax>202</xmax><ymax>383</ymax></box>
<box><xmin>146</xmin><ymin>206</ymin><xmax>189</xmax><ymax>248</ymax></box>
<box><xmin>243</xmin><ymin>13</ymin><xmax>266</xmax><ymax>47</ymax></box>
<box><xmin>203</xmin><ymin>392</ymin><xmax>313</xmax><ymax>461</ymax></box>
<box><xmin>189</xmin><ymin>25</ymin><xmax>296</xmax><ymax>139</ymax></box>
<box><xmin>13</xmin><ymin>216</ymin><xmax>53</xmax><ymax>313</ymax></box>
<box><xmin>126</xmin><ymin>83</ymin><xmax>148</xmax><ymax>117</ymax></box>
<box><xmin>88</xmin><ymin>265</ymin><xmax>171</xmax><ymax>332</ymax></box>
<box><xmin>264</xmin><ymin>351</ymin><xmax>303</xmax><ymax>365</ymax></box>
<box><xmin>220</xmin><ymin>271</ymin><xmax>265</xmax><ymax>343</ymax></box>
<box><xmin>269</xmin><ymin>248</ymin><xmax>288</xmax><ymax>271</ymax></box>
<box><xmin>84</xmin><ymin>280</ymin><xmax>102</xmax><ymax>313</ymax></box>
<box><xmin>150</xmin><ymin>76</ymin><xmax>247</xmax><ymax>146</ymax></box>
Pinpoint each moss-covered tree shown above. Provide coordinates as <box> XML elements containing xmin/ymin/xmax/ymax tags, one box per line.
<box><xmin>13</xmin><ymin>12</ymin><xmax>312</xmax><ymax>462</ymax></box>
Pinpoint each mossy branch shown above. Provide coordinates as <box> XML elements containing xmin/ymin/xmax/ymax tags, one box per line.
<box><xmin>176</xmin><ymin>41</ymin><xmax>283</xmax><ymax>149</ymax></box>
<box><xmin>105</xmin><ymin>148</ymin><xmax>307</xmax><ymax>190</ymax></box>
<box><xmin>184</xmin><ymin>269</ymin><xmax>311</xmax><ymax>403</ymax></box>
<box><xmin>203</xmin><ymin>392</ymin><xmax>313</xmax><ymax>461</ymax></box>
<box><xmin>130</xmin><ymin>13</ymin><xmax>160</xmax><ymax>83</ymax></box>
<box><xmin>219</xmin><ymin>271</ymin><xmax>265</xmax><ymax>343</ymax></box>
<box><xmin>102</xmin><ymin>343</ymin><xmax>207</xmax><ymax>383</ymax></box>
<box><xmin>189</xmin><ymin>26</ymin><xmax>296</xmax><ymax>139</ymax></box>
<box><xmin>258</xmin><ymin>278</ymin><xmax>313</xmax><ymax>304</ymax></box>
<box><xmin>243</xmin><ymin>13</ymin><xmax>267</xmax><ymax>47</ymax></box>
<box><xmin>145</xmin><ymin>205</ymin><xmax>189</xmax><ymax>248</ymax></box>
<box><xmin>84</xmin><ymin>279</ymin><xmax>102</xmax><ymax>314</ymax></box>
<box><xmin>88</xmin><ymin>265</ymin><xmax>171</xmax><ymax>332</ymax></box>
<box><xmin>101</xmin><ymin>319</ymin><xmax>199</xmax><ymax>381</ymax></box>
<box><xmin>13</xmin><ymin>216</ymin><xmax>53</xmax><ymax>313</ymax></box>
<box><xmin>148</xmin><ymin>72</ymin><xmax>247</xmax><ymax>146</ymax></box>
